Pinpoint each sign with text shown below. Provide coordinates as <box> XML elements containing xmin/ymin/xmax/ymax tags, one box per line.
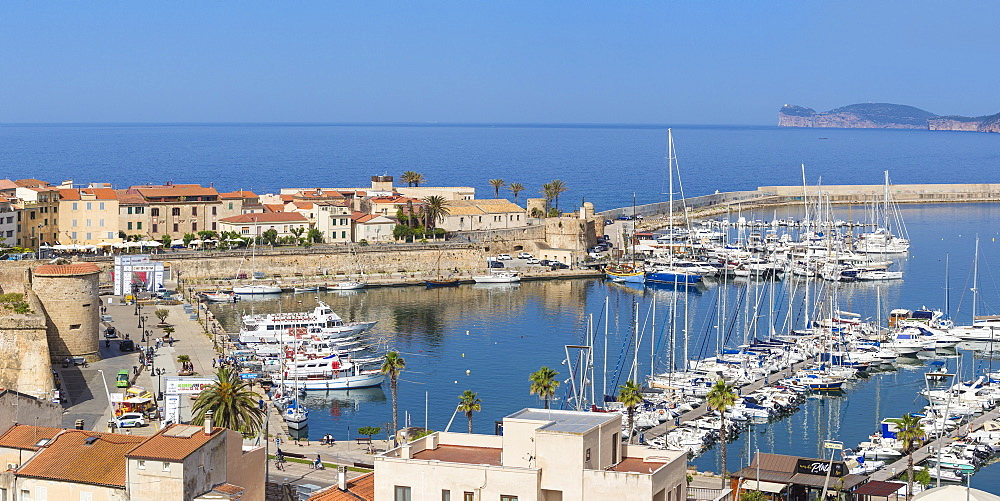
<box><xmin>165</xmin><ymin>377</ymin><xmax>216</xmax><ymax>395</ymax></box>
<box><xmin>795</xmin><ymin>459</ymin><xmax>846</xmax><ymax>477</ymax></box>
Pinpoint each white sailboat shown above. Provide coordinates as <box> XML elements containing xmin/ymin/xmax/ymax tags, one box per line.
<box><xmin>233</xmin><ymin>240</ymin><xmax>282</xmax><ymax>294</ymax></box>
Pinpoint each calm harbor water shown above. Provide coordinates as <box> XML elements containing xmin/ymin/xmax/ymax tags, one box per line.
<box><xmin>5</xmin><ymin>123</ymin><xmax>1000</xmax><ymax>491</ymax></box>
<box><xmin>209</xmin><ymin>202</ymin><xmax>1000</xmax><ymax>492</ymax></box>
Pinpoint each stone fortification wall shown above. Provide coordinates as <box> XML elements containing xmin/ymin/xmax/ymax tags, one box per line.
<box><xmin>168</xmin><ymin>246</ymin><xmax>492</xmax><ymax>280</ymax></box>
<box><xmin>0</xmin><ymin>262</ymin><xmax>31</xmax><ymax>295</ymax></box>
<box><xmin>544</xmin><ymin>217</ymin><xmax>597</xmax><ymax>251</ymax></box>
<box><xmin>0</xmin><ymin>292</ymin><xmax>53</xmax><ymax>398</ymax></box>
<box><xmin>31</xmin><ymin>264</ymin><xmax>101</xmax><ymax>362</ymax></box>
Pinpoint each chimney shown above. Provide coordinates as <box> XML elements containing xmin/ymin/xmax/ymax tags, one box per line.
<box><xmin>338</xmin><ymin>466</ymin><xmax>347</xmax><ymax>491</ymax></box>
<box><xmin>204</xmin><ymin>410</ymin><xmax>213</xmax><ymax>435</ymax></box>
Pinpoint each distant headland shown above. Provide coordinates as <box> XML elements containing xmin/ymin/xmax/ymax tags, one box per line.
<box><xmin>778</xmin><ymin>103</ymin><xmax>1000</xmax><ymax>133</ymax></box>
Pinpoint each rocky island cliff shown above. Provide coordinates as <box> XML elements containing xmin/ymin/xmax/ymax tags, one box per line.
<box><xmin>778</xmin><ymin>103</ymin><xmax>1000</xmax><ymax>133</ymax></box>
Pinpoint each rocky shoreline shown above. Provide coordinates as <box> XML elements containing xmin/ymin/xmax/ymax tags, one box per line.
<box><xmin>778</xmin><ymin>103</ymin><xmax>1000</xmax><ymax>133</ymax></box>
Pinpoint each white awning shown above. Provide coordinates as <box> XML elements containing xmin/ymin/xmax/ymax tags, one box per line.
<box><xmin>741</xmin><ymin>480</ymin><xmax>787</xmax><ymax>493</ymax></box>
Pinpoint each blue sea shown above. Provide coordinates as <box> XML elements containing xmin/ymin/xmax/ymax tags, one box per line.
<box><xmin>5</xmin><ymin>124</ymin><xmax>1000</xmax><ymax>493</ymax></box>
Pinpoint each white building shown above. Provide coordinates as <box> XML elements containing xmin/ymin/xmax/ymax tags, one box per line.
<box><xmin>217</xmin><ymin>212</ymin><xmax>309</xmax><ymax>238</ymax></box>
<box><xmin>374</xmin><ymin>408</ymin><xmax>687</xmax><ymax>501</ymax></box>
<box><xmin>438</xmin><ymin>199</ymin><xmax>528</xmax><ymax>232</ymax></box>
<box><xmin>315</xmin><ymin>201</ymin><xmax>353</xmax><ymax>244</ymax></box>
<box><xmin>351</xmin><ymin>212</ymin><xmax>396</xmax><ymax>243</ymax></box>
<box><xmin>0</xmin><ymin>196</ymin><xmax>16</xmax><ymax>247</ymax></box>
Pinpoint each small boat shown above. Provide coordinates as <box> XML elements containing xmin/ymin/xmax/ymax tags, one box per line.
<box><xmin>202</xmin><ymin>291</ymin><xmax>240</xmax><ymax>303</ymax></box>
<box><xmin>233</xmin><ymin>284</ymin><xmax>283</xmax><ymax>295</ymax></box>
<box><xmin>283</xmin><ymin>403</ymin><xmax>309</xmax><ymax>430</ymax></box>
<box><xmin>925</xmin><ymin>361</ymin><xmax>951</xmax><ymax>381</ymax></box>
<box><xmin>327</xmin><ymin>281</ymin><xmax>366</xmax><ymax>290</ymax></box>
<box><xmin>425</xmin><ymin>278</ymin><xmax>460</xmax><ymax>287</ymax></box>
<box><xmin>605</xmin><ymin>264</ymin><xmax>645</xmax><ymax>283</ymax></box>
<box><xmin>473</xmin><ymin>270</ymin><xmax>521</xmax><ymax>284</ymax></box>
<box><xmin>857</xmin><ymin>270</ymin><xmax>903</xmax><ymax>281</ymax></box>
<box><xmin>293</xmin><ymin>285</ymin><xmax>320</xmax><ymax>293</ymax></box>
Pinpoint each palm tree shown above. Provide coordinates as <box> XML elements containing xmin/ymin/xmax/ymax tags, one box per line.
<box><xmin>528</xmin><ymin>366</ymin><xmax>560</xmax><ymax>409</ymax></box>
<box><xmin>897</xmin><ymin>413</ymin><xmax>926</xmax><ymax>500</ymax></box>
<box><xmin>457</xmin><ymin>390</ymin><xmax>481</xmax><ymax>434</ymax></box>
<box><xmin>401</xmin><ymin>171</ymin><xmax>425</xmax><ymax>187</ymax></box>
<box><xmin>617</xmin><ymin>380</ymin><xmax>643</xmax><ymax>444</ymax></box>
<box><xmin>422</xmin><ymin>196</ymin><xmax>450</xmax><ymax>236</ymax></box>
<box><xmin>489</xmin><ymin>179</ymin><xmax>506</xmax><ymax>198</ymax></box>
<box><xmin>706</xmin><ymin>379</ymin><xmax>738</xmax><ymax>477</ymax></box>
<box><xmin>191</xmin><ymin>366</ymin><xmax>265</xmax><ymax>436</ymax></box>
<box><xmin>548</xmin><ymin>179</ymin><xmax>568</xmax><ymax>211</ymax></box>
<box><xmin>540</xmin><ymin>182</ymin><xmax>555</xmax><ymax>213</ymax></box>
<box><xmin>507</xmin><ymin>182</ymin><xmax>525</xmax><ymax>203</ymax></box>
<box><xmin>381</xmin><ymin>351</ymin><xmax>406</xmax><ymax>443</ymax></box>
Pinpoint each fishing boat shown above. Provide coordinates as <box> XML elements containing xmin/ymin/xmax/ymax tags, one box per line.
<box><xmin>473</xmin><ymin>269</ymin><xmax>521</xmax><ymax>284</ymax></box>
<box><xmin>604</xmin><ymin>263</ymin><xmax>645</xmax><ymax>283</ymax></box>
<box><xmin>426</xmin><ymin>250</ymin><xmax>461</xmax><ymax>287</ymax></box>
<box><xmin>274</xmin><ymin>358</ymin><xmax>385</xmax><ymax>390</ymax></box>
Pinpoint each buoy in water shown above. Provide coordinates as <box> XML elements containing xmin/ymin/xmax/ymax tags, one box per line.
<box><xmin>466</xmin><ymin>369</ymin><xmax>471</xmax><ymax>375</ymax></box>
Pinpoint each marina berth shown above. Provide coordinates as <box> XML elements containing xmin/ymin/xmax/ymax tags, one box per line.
<box><xmin>237</xmin><ymin>301</ymin><xmax>376</xmax><ymax>343</ymax></box>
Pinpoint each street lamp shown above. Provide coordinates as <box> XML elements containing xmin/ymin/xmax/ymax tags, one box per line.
<box><xmin>154</xmin><ymin>368</ymin><xmax>166</xmax><ymax>401</ymax></box>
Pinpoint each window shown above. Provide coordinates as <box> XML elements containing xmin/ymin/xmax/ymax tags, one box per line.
<box><xmin>99</xmin><ymin>219</ymin><xmax>104</xmax><ymax>227</ymax></box>
<box><xmin>136</xmin><ymin>207</ymin><xmax>144</xmax><ymax>214</ymax></box>
<box><xmin>86</xmin><ymin>233</ymin><xmax>92</xmax><ymax>240</ymax></box>
<box><xmin>463</xmin><ymin>493</ymin><xmax>474</xmax><ymax>501</ymax></box>
<box><xmin>211</xmin><ymin>222</ymin><xmax>216</xmax><ymax>230</ymax></box>
<box><xmin>34</xmin><ymin>487</ymin><xmax>45</xmax><ymax>501</ymax></box>
<box><xmin>86</xmin><ymin>219</ymin><xmax>91</xmax><ymax>227</ymax></box>
<box><xmin>394</xmin><ymin>486</ymin><xmax>412</xmax><ymax>501</ymax></box>
<box><xmin>341</xmin><ymin>231</ymin><xmax>346</xmax><ymax>239</ymax></box>
<box><xmin>162</xmin><ymin>462</ymin><xmax>170</xmax><ymax>472</ymax></box>
<box><xmin>212</xmin><ymin>206</ymin><xmax>217</xmax><ymax>215</ymax></box>
<box><xmin>500</xmin><ymin>496</ymin><xmax>518</xmax><ymax>501</ymax></box>
<box><xmin>71</xmin><ymin>232</ymin><xmax>77</xmax><ymax>239</ymax></box>
<box><xmin>228</xmin><ymin>202</ymin><xmax>233</xmax><ymax>210</ymax></box>
<box><xmin>72</xmin><ymin>202</ymin><xmax>78</xmax><ymax>210</ymax></box>
<box><xmin>173</xmin><ymin>223</ymin><xmax>178</xmax><ymax>232</ymax></box>
<box><xmin>192</xmin><ymin>222</ymin><xmax>197</xmax><ymax>231</ymax></box>
<box><xmin>72</xmin><ymin>219</ymin><xmax>78</xmax><ymax>227</ymax></box>
<box><xmin>138</xmin><ymin>460</ymin><xmax>145</xmax><ymax>469</ymax></box>
<box><xmin>611</xmin><ymin>433</ymin><xmax>618</xmax><ymax>463</ymax></box>
<box><xmin>172</xmin><ymin>208</ymin><xmax>180</xmax><ymax>216</ymax></box>
<box><xmin>586</xmin><ymin>448</ymin><xmax>591</xmax><ymax>461</ymax></box>
<box><xmin>151</xmin><ymin>208</ymin><xmax>159</xmax><ymax>217</ymax></box>
<box><xmin>127</xmin><ymin>207</ymin><xmax>133</xmax><ymax>214</ymax></box>
<box><xmin>442</xmin><ymin>491</ymin><xmax>450</xmax><ymax>501</ymax></box>
<box><xmin>137</xmin><ymin>222</ymin><xmax>142</xmax><ymax>230</ymax></box>
<box><xmin>19</xmin><ymin>489</ymin><xmax>28</xmax><ymax>501</ymax></box>
<box><xmin>152</xmin><ymin>224</ymin><xmax>158</xmax><ymax>233</ymax></box>
<box><xmin>108</xmin><ymin>232</ymin><xmax>113</xmax><ymax>239</ymax></box>
<box><xmin>70</xmin><ymin>324</ymin><xmax>81</xmax><ymax>330</ymax></box>
<box><xmin>99</xmin><ymin>202</ymin><xmax>105</xmax><ymax>210</ymax></box>
<box><xmin>127</xmin><ymin>222</ymin><xmax>133</xmax><ymax>230</ymax></box>
<box><xmin>192</xmin><ymin>207</ymin><xmax>197</xmax><ymax>216</ymax></box>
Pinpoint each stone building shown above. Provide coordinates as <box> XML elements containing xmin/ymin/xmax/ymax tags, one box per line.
<box><xmin>14</xmin><ymin>184</ymin><xmax>60</xmax><ymax>249</ymax></box>
<box><xmin>58</xmin><ymin>187</ymin><xmax>120</xmax><ymax>245</ymax></box>
<box><xmin>127</xmin><ymin>184</ymin><xmax>222</xmax><ymax>239</ymax></box>
<box><xmin>31</xmin><ymin>263</ymin><xmax>101</xmax><ymax>363</ymax></box>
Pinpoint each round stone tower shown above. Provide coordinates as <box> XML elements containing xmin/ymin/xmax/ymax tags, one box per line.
<box><xmin>32</xmin><ymin>263</ymin><xmax>101</xmax><ymax>362</ymax></box>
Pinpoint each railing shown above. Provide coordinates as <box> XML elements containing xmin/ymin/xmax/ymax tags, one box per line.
<box><xmin>75</xmin><ymin>240</ymin><xmax>480</xmax><ymax>262</ymax></box>
<box><xmin>687</xmin><ymin>487</ymin><xmax>732</xmax><ymax>501</ymax></box>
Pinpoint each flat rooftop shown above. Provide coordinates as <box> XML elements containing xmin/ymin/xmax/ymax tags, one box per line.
<box><xmin>506</xmin><ymin>408</ymin><xmax>617</xmax><ymax>434</ymax></box>
<box><xmin>412</xmin><ymin>445</ymin><xmax>502</xmax><ymax>466</ymax></box>
<box><xmin>607</xmin><ymin>457</ymin><xmax>667</xmax><ymax>474</ymax></box>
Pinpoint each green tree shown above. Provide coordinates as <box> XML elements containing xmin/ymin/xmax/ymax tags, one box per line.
<box><xmin>392</xmin><ymin>224</ymin><xmax>413</xmax><ymax>242</ymax></box>
<box><xmin>306</xmin><ymin>227</ymin><xmax>323</xmax><ymax>243</ymax></box>
<box><xmin>739</xmin><ymin>491</ymin><xmax>766</xmax><ymax>501</ymax></box>
<box><xmin>507</xmin><ymin>182</ymin><xmax>525</xmax><ymax>203</ymax></box>
<box><xmin>540</xmin><ymin>182</ymin><xmax>555</xmax><ymax>213</ymax></box>
<box><xmin>528</xmin><ymin>366</ymin><xmax>560</xmax><ymax>409</ymax></box>
<box><xmin>489</xmin><ymin>179</ymin><xmax>506</xmax><ymax>198</ymax></box>
<box><xmin>191</xmin><ymin>366</ymin><xmax>265</xmax><ymax>437</ymax></box>
<box><xmin>182</xmin><ymin>233</ymin><xmax>197</xmax><ymax>247</ymax></box>
<box><xmin>617</xmin><ymin>380</ymin><xmax>643</xmax><ymax>444</ymax></box>
<box><xmin>358</xmin><ymin>426</ymin><xmax>381</xmax><ymax>442</ymax></box>
<box><xmin>289</xmin><ymin>227</ymin><xmax>306</xmax><ymax>245</ymax></box>
<box><xmin>262</xmin><ymin>229</ymin><xmax>278</xmax><ymax>246</ymax></box>
<box><xmin>706</xmin><ymin>379</ymin><xmax>738</xmax><ymax>477</ymax></box>
<box><xmin>197</xmin><ymin>230</ymin><xmax>219</xmax><ymax>241</ymax></box>
<box><xmin>457</xmin><ymin>390</ymin><xmax>481</xmax><ymax>434</ymax></box>
<box><xmin>161</xmin><ymin>234</ymin><xmax>172</xmax><ymax>248</ymax></box>
<box><xmin>548</xmin><ymin>179</ymin><xmax>568</xmax><ymax>211</ymax></box>
<box><xmin>162</xmin><ymin>326</ymin><xmax>175</xmax><ymax>337</ymax></box>
<box><xmin>422</xmin><ymin>196</ymin><xmax>450</xmax><ymax>236</ymax></box>
<box><xmin>896</xmin><ymin>413</ymin><xmax>926</xmax><ymax>500</ymax></box>
<box><xmin>381</xmin><ymin>351</ymin><xmax>406</xmax><ymax>442</ymax></box>
<box><xmin>401</xmin><ymin>171</ymin><xmax>425</xmax><ymax>187</ymax></box>
<box><xmin>177</xmin><ymin>354</ymin><xmax>191</xmax><ymax>364</ymax></box>
<box><xmin>154</xmin><ymin>308</ymin><xmax>170</xmax><ymax>325</ymax></box>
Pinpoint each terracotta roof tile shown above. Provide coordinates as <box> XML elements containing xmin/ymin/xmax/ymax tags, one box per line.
<box><xmin>0</xmin><ymin>179</ymin><xmax>18</xmax><ymax>190</ymax></box>
<box><xmin>310</xmin><ymin>472</ymin><xmax>374</xmax><ymax>501</ymax></box>
<box><xmin>34</xmin><ymin>263</ymin><xmax>101</xmax><ymax>276</ymax></box>
<box><xmin>219</xmin><ymin>212</ymin><xmax>307</xmax><ymax>224</ymax></box>
<box><xmin>220</xmin><ymin>190</ymin><xmax>259</xmax><ymax>199</ymax></box>
<box><xmin>14</xmin><ymin>179</ymin><xmax>49</xmax><ymax>188</ymax></box>
<box><xmin>263</xmin><ymin>204</ymin><xmax>286</xmax><ymax>213</ymax></box>
<box><xmin>58</xmin><ymin>188</ymin><xmax>119</xmax><ymax>201</ymax></box>
<box><xmin>16</xmin><ymin>429</ymin><xmax>145</xmax><ymax>488</ymax></box>
<box><xmin>134</xmin><ymin>186</ymin><xmax>219</xmax><ymax>199</ymax></box>
<box><xmin>0</xmin><ymin>424</ymin><xmax>64</xmax><ymax>451</ymax></box>
<box><xmin>115</xmin><ymin>190</ymin><xmax>148</xmax><ymax>205</ymax></box>
<box><xmin>127</xmin><ymin>424</ymin><xmax>223</xmax><ymax>462</ymax></box>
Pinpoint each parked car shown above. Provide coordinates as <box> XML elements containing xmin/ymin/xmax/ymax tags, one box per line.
<box><xmin>617</xmin><ymin>215</ymin><xmax>632</xmax><ymax>220</ymax></box>
<box><xmin>604</xmin><ymin>220</ymin><xmax>614</xmax><ymax>225</ymax></box>
<box><xmin>487</xmin><ymin>260</ymin><xmax>505</xmax><ymax>268</ymax></box>
<box><xmin>550</xmin><ymin>262</ymin><xmax>569</xmax><ymax>270</ymax></box>
<box><xmin>116</xmin><ymin>412</ymin><xmax>146</xmax><ymax>428</ymax></box>
<box><xmin>538</xmin><ymin>259</ymin><xmax>551</xmax><ymax>267</ymax></box>
<box><xmin>497</xmin><ymin>254</ymin><xmax>513</xmax><ymax>260</ymax></box>
<box><xmin>526</xmin><ymin>258</ymin><xmax>540</xmax><ymax>265</ymax></box>
<box><xmin>517</xmin><ymin>252</ymin><xmax>533</xmax><ymax>259</ymax></box>
<box><xmin>119</xmin><ymin>339</ymin><xmax>135</xmax><ymax>352</ymax></box>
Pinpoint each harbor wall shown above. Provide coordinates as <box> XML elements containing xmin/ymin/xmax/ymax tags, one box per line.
<box><xmin>597</xmin><ymin>183</ymin><xmax>1000</xmax><ymax>220</ymax></box>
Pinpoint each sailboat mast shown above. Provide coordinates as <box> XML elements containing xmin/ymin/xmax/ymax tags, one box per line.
<box><xmin>945</xmin><ymin>253</ymin><xmax>950</xmax><ymax>317</ymax></box>
<box><xmin>972</xmin><ymin>237</ymin><xmax>980</xmax><ymax>323</ymax></box>
<box><xmin>801</xmin><ymin>164</ymin><xmax>809</xmax><ymax>226</ymax></box>
<box><xmin>668</xmin><ymin>129</ymin><xmax>675</xmax><ymax>264</ymax></box>
<box><xmin>603</xmin><ymin>297</ymin><xmax>609</xmax><ymax>400</ymax></box>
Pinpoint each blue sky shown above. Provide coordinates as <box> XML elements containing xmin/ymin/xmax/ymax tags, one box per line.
<box><xmin>1</xmin><ymin>1</ymin><xmax>998</xmax><ymax>124</ymax></box>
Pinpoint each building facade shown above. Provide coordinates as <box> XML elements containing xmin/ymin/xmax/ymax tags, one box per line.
<box><xmin>15</xmin><ymin>186</ymin><xmax>60</xmax><ymax>249</ymax></box>
<box><xmin>374</xmin><ymin>408</ymin><xmax>688</xmax><ymax>501</ymax></box>
<box><xmin>217</xmin><ymin>212</ymin><xmax>309</xmax><ymax>238</ymax></box>
<box><xmin>315</xmin><ymin>202</ymin><xmax>353</xmax><ymax>244</ymax></box>
<box><xmin>437</xmin><ymin>199</ymin><xmax>528</xmax><ymax>232</ymax></box>
<box><xmin>0</xmin><ymin>196</ymin><xmax>16</xmax><ymax>247</ymax></box>
<box><xmin>58</xmin><ymin>188</ymin><xmax>121</xmax><ymax>245</ymax></box>
<box><xmin>128</xmin><ymin>184</ymin><xmax>222</xmax><ymax>239</ymax></box>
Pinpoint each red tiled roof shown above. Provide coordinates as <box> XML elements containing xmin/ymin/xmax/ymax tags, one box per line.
<box><xmin>0</xmin><ymin>179</ymin><xmax>19</xmax><ymax>190</ymax></box>
<box><xmin>115</xmin><ymin>190</ymin><xmax>148</xmax><ymax>205</ymax></box>
<box><xmin>34</xmin><ymin>263</ymin><xmax>101</xmax><ymax>276</ymax></box>
<box><xmin>14</xmin><ymin>179</ymin><xmax>49</xmax><ymax>188</ymax></box>
<box><xmin>219</xmin><ymin>212</ymin><xmax>307</xmax><ymax>224</ymax></box>
<box><xmin>134</xmin><ymin>185</ymin><xmax>219</xmax><ymax>199</ymax></box>
<box><xmin>411</xmin><ymin>445</ymin><xmax>502</xmax><ymax>466</ymax></box>
<box><xmin>369</xmin><ymin>196</ymin><xmax>424</xmax><ymax>205</ymax></box>
<box><xmin>0</xmin><ymin>425</ymin><xmax>64</xmax><ymax>451</ymax></box>
<box><xmin>310</xmin><ymin>472</ymin><xmax>374</xmax><ymax>501</ymax></box>
<box><xmin>58</xmin><ymin>188</ymin><xmax>119</xmax><ymax>201</ymax></box>
<box><xmin>291</xmin><ymin>201</ymin><xmax>314</xmax><ymax>209</ymax></box>
<box><xmin>351</xmin><ymin>212</ymin><xmax>390</xmax><ymax>224</ymax></box>
<box><xmin>16</xmin><ymin>430</ymin><xmax>145</xmax><ymax>488</ymax></box>
<box><xmin>126</xmin><ymin>424</ymin><xmax>223</xmax><ymax>462</ymax></box>
<box><xmin>220</xmin><ymin>190</ymin><xmax>259</xmax><ymax>199</ymax></box>
<box><xmin>263</xmin><ymin>204</ymin><xmax>286</xmax><ymax>213</ymax></box>
<box><xmin>279</xmin><ymin>194</ymin><xmax>294</xmax><ymax>202</ymax></box>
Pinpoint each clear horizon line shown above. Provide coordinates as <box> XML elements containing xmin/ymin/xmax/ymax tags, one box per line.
<box><xmin>0</xmin><ymin>120</ymin><xmax>775</xmax><ymax>128</ymax></box>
